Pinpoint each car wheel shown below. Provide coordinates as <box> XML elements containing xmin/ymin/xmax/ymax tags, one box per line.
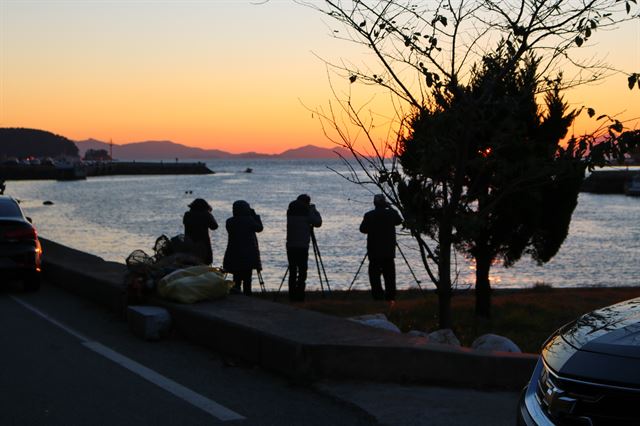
<box><xmin>23</xmin><ymin>272</ymin><xmax>41</xmax><ymax>292</ymax></box>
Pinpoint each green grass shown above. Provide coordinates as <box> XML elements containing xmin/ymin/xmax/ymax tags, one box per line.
<box><xmin>257</xmin><ymin>287</ymin><xmax>640</xmax><ymax>353</ymax></box>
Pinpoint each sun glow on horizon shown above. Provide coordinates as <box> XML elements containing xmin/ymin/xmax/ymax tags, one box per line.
<box><xmin>0</xmin><ymin>2</ymin><xmax>637</xmax><ymax>154</ymax></box>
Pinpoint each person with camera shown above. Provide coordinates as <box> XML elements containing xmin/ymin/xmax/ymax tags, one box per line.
<box><xmin>360</xmin><ymin>194</ymin><xmax>403</xmax><ymax>302</ymax></box>
<box><xmin>223</xmin><ymin>200</ymin><xmax>263</xmax><ymax>295</ymax></box>
<box><xmin>286</xmin><ymin>194</ymin><xmax>322</xmax><ymax>302</ymax></box>
<box><xmin>183</xmin><ymin>198</ymin><xmax>218</xmax><ymax>265</ymax></box>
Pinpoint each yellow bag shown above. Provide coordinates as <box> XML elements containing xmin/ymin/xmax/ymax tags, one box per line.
<box><xmin>157</xmin><ymin>266</ymin><xmax>234</xmax><ymax>303</ymax></box>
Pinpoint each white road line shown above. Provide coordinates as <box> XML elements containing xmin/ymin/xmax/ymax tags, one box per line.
<box><xmin>11</xmin><ymin>296</ymin><xmax>91</xmax><ymax>342</ymax></box>
<box><xmin>83</xmin><ymin>341</ymin><xmax>245</xmax><ymax>421</ymax></box>
<box><xmin>11</xmin><ymin>296</ymin><xmax>245</xmax><ymax>422</ymax></box>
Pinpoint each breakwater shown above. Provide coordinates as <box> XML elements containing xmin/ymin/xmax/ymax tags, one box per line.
<box><xmin>0</xmin><ymin>164</ymin><xmax>87</xmax><ymax>180</ymax></box>
<box><xmin>0</xmin><ymin>161</ymin><xmax>213</xmax><ymax>180</ymax></box>
<box><xmin>581</xmin><ymin>169</ymin><xmax>640</xmax><ymax>194</ymax></box>
<box><xmin>85</xmin><ymin>161</ymin><xmax>213</xmax><ymax>176</ymax></box>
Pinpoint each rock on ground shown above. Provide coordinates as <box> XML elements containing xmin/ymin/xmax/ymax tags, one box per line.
<box><xmin>348</xmin><ymin>314</ymin><xmax>401</xmax><ymax>333</ymax></box>
<box><xmin>427</xmin><ymin>329</ymin><xmax>461</xmax><ymax>346</ymax></box>
<box><xmin>471</xmin><ymin>333</ymin><xmax>521</xmax><ymax>353</ymax></box>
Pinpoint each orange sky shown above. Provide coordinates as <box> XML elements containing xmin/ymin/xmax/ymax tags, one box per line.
<box><xmin>0</xmin><ymin>2</ymin><xmax>638</xmax><ymax>154</ymax></box>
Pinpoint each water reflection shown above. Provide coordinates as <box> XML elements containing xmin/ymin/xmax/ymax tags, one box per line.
<box><xmin>561</xmin><ymin>298</ymin><xmax>640</xmax><ymax>348</ymax></box>
<box><xmin>7</xmin><ymin>159</ymin><xmax>640</xmax><ymax>291</ymax></box>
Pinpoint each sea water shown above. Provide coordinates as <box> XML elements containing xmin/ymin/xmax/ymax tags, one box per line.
<box><xmin>7</xmin><ymin>159</ymin><xmax>640</xmax><ymax>291</ymax></box>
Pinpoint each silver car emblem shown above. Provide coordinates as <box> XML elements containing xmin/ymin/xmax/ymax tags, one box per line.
<box><xmin>544</xmin><ymin>382</ymin><xmax>577</xmax><ymax>416</ymax></box>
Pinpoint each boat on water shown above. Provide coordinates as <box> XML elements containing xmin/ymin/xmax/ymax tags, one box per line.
<box><xmin>625</xmin><ymin>174</ymin><xmax>640</xmax><ymax>196</ymax></box>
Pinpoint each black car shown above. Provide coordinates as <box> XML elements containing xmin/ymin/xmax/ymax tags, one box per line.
<box><xmin>0</xmin><ymin>196</ymin><xmax>42</xmax><ymax>291</ymax></box>
<box><xmin>518</xmin><ymin>297</ymin><xmax>640</xmax><ymax>425</ymax></box>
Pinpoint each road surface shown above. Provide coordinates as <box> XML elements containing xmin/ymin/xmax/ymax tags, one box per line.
<box><xmin>0</xmin><ymin>281</ymin><xmax>374</xmax><ymax>426</ymax></box>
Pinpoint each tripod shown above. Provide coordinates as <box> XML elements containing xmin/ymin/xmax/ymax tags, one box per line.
<box><xmin>274</xmin><ymin>228</ymin><xmax>331</xmax><ymax>300</ymax></box>
<box><xmin>257</xmin><ymin>270</ymin><xmax>266</xmax><ymax>293</ymax></box>
<box><xmin>346</xmin><ymin>252</ymin><xmax>368</xmax><ymax>294</ymax></box>
<box><xmin>346</xmin><ymin>242</ymin><xmax>425</xmax><ymax>295</ymax></box>
<box><xmin>311</xmin><ymin>228</ymin><xmax>331</xmax><ymax>295</ymax></box>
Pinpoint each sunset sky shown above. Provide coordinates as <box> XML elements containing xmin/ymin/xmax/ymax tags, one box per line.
<box><xmin>1</xmin><ymin>1</ymin><xmax>638</xmax><ymax>154</ymax></box>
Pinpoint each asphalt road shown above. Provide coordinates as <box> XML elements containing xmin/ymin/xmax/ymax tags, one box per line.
<box><xmin>1</xmin><ymin>280</ymin><xmax>521</xmax><ymax>426</ymax></box>
<box><xmin>0</xmin><ymin>281</ymin><xmax>374</xmax><ymax>426</ymax></box>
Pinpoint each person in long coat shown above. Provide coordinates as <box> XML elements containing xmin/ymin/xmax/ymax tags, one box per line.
<box><xmin>360</xmin><ymin>194</ymin><xmax>403</xmax><ymax>301</ymax></box>
<box><xmin>183</xmin><ymin>198</ymin><xmax>218</xmax><ymax>265</ymax></box>
<box><xmin>223</xmin><ymin>200</ymin><xmax>263</xmax><ymax>295</ymax></box>
<box><xmin>286</xmin><ymin>194</ymin><xmax>322</xmax><ymax>302</ymax></box>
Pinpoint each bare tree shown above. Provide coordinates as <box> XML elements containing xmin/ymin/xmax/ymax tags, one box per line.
<box><xmin>304</xmin><ymin>0</ymin><xmax>638</xmax><ymax>329</ymax></box>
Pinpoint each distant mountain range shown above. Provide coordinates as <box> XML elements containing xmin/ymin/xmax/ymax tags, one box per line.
<box><xmin>76</xmin><ymin>139</ymin><xmax>351</xmax><ymax>160</ymax></box>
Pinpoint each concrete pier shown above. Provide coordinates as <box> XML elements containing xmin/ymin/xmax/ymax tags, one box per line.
<box><xmin>581</xmin><ymin>169</ymin><xmax>640</xmax><ymax>194</ymax></box>
<box><xmin>0</xmin><ymin>161</ymin><xmax>213</xmax><ymax>181</ymax></box>
<box><xmin>85</xmin><ymin>161</ymin><xmax>213</xmax><ymax>176</ymax></box>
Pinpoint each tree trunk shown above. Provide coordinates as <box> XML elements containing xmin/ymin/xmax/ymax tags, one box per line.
<box><xmin>437</xmin><ymin>222</ymin><xmax>454</xmax><ymax>329</ymax></box>
<box><xmin>437</xmin><ymin>286</ymin><xmax>453</xmax><ymax>329</ymax></box>
<box><xmin>475</xmin><ymin>251</ymin><xmax>492</xmax><ymax>319</ymax></box>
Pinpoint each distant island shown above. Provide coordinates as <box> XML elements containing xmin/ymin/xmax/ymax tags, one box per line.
<box><xmin>76</xmin><ymin>139</ymin><xmax>352</xmax><ymax>160</ymax></box>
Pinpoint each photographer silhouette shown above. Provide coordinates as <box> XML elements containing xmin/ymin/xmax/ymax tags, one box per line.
<box><xmin>359</xmin><ymin>194</ymin><xmax>403</xmax><ymax>301</ymax></box>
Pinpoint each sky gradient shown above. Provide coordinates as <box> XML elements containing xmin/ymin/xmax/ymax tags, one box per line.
<box><xmin>1</xmin><ymin>1</ymin><xmax>638</xmax><ymax>154</ymax></box>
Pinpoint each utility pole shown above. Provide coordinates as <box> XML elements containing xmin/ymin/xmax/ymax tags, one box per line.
<box><xmin>109</xmin><ymin>138</ymin><xmax>113</xmax><ymax>162</ymax></box>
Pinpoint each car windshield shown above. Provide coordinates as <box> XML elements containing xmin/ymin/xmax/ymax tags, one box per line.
<box><xmin>0</xmin><ymin>199</ymin><xmax>23</xmax><ymax>218</ymax></box>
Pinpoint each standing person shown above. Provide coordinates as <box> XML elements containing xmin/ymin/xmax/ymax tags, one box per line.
<box><xmin>286</xmin><ymin>194</ymin><xmax>322</xmax><ymax>302</ymax></box>
<box><xmin>223</xmin><ymin>200</ymin><xmax>263</xmax><ymax>295</ymax></box>
<box><xmin>359</xmin><ymin>194</ymin><xmax>403</xmax><ymax>301</ymax></box>
<box><xmin>183</xmin><ymin>198</ymin><xmax>218</xmax><ymax>265</ymax></box>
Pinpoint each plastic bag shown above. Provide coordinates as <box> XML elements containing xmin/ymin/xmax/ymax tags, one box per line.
<box><xmin>157</xmin><ymin>265</ymin><xmax>234</xmax><ymax>303</ymax></box>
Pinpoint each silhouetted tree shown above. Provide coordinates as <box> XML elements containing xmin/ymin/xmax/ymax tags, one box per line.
<box><xmin>84</xmin><ymin>149</ymin><xmax>111</xmax><ymax>161</ymax></box>
<box><xmin>620</xmin><ymin>130</ymin><xmax>640</xmax><ymax>164</ymax></box>
<box><xmin>407</xmin><ymin>51</ymin><xmax>585</xmax><ymax>319</ymax></box>
<box><xmin>308</xmin><ymin>0</ymin><xmax>638</xmax><ymax>329</ymax></box>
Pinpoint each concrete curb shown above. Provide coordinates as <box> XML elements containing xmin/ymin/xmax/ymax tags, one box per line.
<box><xmin>41</xmin><ymin>238</ymin><xmax>128</xmax><ymax>312</ymax></box>
<box><xmin>40</xmin><ymin>238</ymin><xmax>537</xmax><ymax>390</ymax></box>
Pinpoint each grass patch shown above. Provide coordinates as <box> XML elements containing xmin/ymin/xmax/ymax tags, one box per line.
<box><xmin>257</xmin><ymin>287</ymin><xmax>640</xmax><ymax>353</ymax></box>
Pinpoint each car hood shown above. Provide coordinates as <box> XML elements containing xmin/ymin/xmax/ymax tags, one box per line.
<box><xmin>560</xmin><ymin>297</ymin><xmax>640</xmax><ymax>358</ymax></box>
<box><xmin>542</xmin><ymin>297</ymin><xmax>640</xmax><ymax>387</ymax></box>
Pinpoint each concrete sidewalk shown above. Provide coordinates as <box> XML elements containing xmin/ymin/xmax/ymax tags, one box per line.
<box><xmin>40</xmin><ymin>238</ymin><xmax>537</xmax><ymax>391</ymax></box>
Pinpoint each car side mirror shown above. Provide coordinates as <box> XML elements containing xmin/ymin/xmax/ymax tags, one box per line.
<box><xmin>26</xmin><ymin>217</ymin><xmax>33</xmax><ymax>223</ymax></box>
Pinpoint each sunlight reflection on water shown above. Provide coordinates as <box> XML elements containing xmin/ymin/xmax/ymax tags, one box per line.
<box><xmin>8</xmin><ymin>159</ymin><xmax>640</xmax><ymax>291</ymax></box>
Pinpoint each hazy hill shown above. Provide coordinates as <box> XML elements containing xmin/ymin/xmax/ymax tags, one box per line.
<box><xmin>76</xmin><ymin>139</ymin><xmax>349</xmax><ymax>159</ymax></box>
<box><xmin>278</xmin><ymin>144</ymin><xmax>351</xmax><ymax>159</ymax></box>
<box><xmin>1</xmin><ymin>128</ymin><xmax>79</xmax><ymax>158</ymax></box>
<box><xmin>76</xmin><ymin>139</ymin><xmax>234</xmax><ymax>159</ymax></box>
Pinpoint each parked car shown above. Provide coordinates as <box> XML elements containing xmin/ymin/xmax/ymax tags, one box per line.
<box><xmin>0</xmin><ymin>196</ymin><xmax>42</xmax><ymax>291</ymax></box>
<box><xmin>518</xmin><ymin>297</ymin><xmax>640</xmax><ymax>425</ymax></box>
